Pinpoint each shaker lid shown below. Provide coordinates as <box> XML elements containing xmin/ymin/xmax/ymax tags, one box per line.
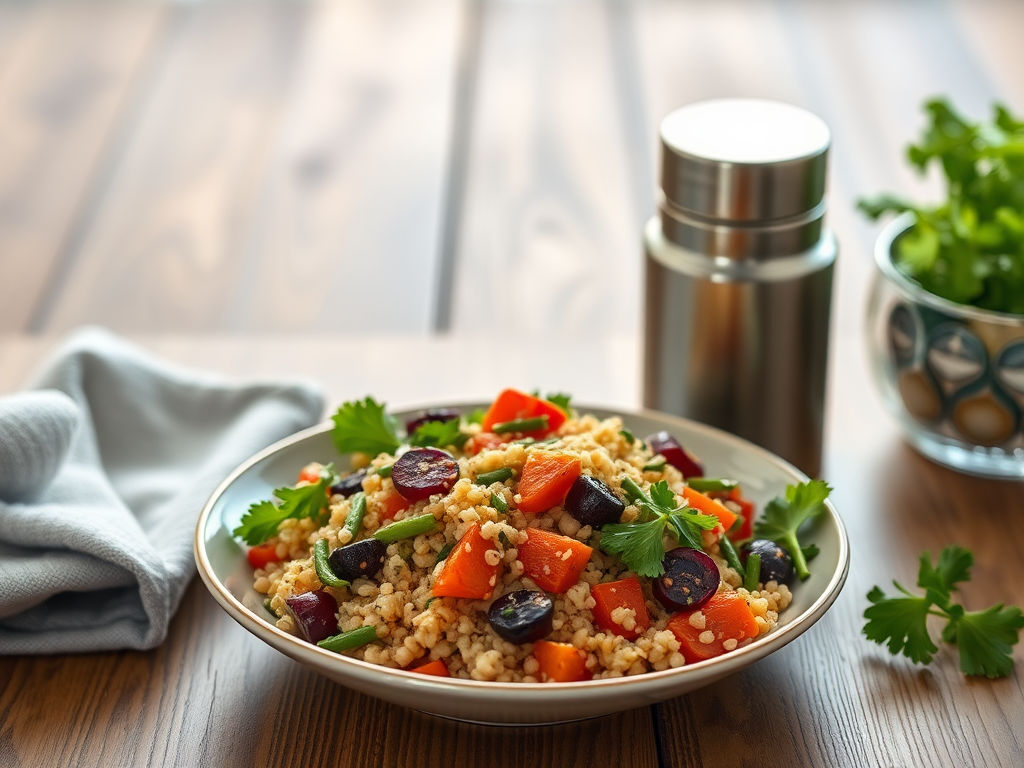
<box><xmin>660</xmin><ymin>99</ymin><xmax>830</xmax><ymax>222</ymax></box>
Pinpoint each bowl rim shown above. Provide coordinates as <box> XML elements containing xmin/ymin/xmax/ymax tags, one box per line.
<box><xmin>194</xmin><ymin>401</ymin><xmax>850</xmax><ymax>695</ymax></box>
<box><xmin>874</xmin><ymin>212</ymin><xmax>1024</xmax><ymax>326</ymax></box>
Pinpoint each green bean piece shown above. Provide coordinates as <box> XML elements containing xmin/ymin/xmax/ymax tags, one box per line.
<box><xmin>373</xmin><ymin>513</ymin><xmax>438</xmax><ymax>543</ymax></box>
<box><xmin>343</xmin><ymin>492</ymin><xmax>367</xmax><ymax>539</ymax></box>
<box><xmin>434</xmin><ymin>542</ymin><xmax>454</xmax><ymax>564</ymax></box>
<box><xmin>687</xmin><ymin>477</ymin><xmax>739</xmax><ymax>493</ymax></box>
<box><xmin>492</xmin><ymin>415</ymin><xmax>548</xmax><ymax>434</ymax></box>
<box><xmin>620</xmin><ymin>476</ymin><xmax>648</xmax><ymax>504</ymax></box>
<box><xmin>718</xmin><ymin>534</ymin><xmax>745</xmax><ymax>575</ymax></box>
<box><xmin>619</xmin><ymin>429</ymin><xmax>636</xmax><ymax>444</ymax></box>
<box><xmin>744</xmin><ymin>553</ymin><xmax>762</xmax><ymax>592</ymax></box>
<box><xmin>317</xmin><ymin>625</ymin><xmax>378</xmax><ymax>653</ymax></box>
<box><xmin>509</xmin><ymin>437</ymin><xmax>535</xmax><ymax>446</ymax></box>
<box><xmin>490</xmin><ymin>492</ymin><xmax>509</xmax><ymax>513</ymax></box>
<box><xmin>376</xmin><ymin>463</ymin><xmax>393</xmax><ymax>478</ymax></box>
<box><xmin>642</xmin><ymin>457</ymin><xmax>667</xmax><ymax>472</ymax></box>
<box><xmin>313</xmin><ymin>538</ymin><xmax>350</xmax><ymax>588</ymax></box>
<box><xmin>476</xmin><ymin>467</ymin><xmax>513</xmax><ymax>486</ymax></box>
<box><xmin>263</xmin><ymin>599</ymin><xmax>276</xmax><ymax>617</ymax></box>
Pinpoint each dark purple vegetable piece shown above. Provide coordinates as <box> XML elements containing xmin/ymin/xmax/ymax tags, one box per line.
<box><xmin>330</xmin><ymin>468</ymin><xmax>367</xmax><ymax>498</ymax></box>
<box><xmin>564</xmin><ymin>475</ymin><xmax>624</xmax><ymax>528</ymax></box>
<box><xmin>391</xmin><ymin>447</ymin><xmax>460</xmax><ymax>502</ymax></box>
<box><xmin>405</xmin><ymin>408</ymin><xmax>461</xmax><ymax>436</ymax></box>
<box><xmin>645</xmin><ymin>431</ymin><xmax>704</xmax><ymax>479</ymax></box>
<box><xmin>487</xmin><ymin>589</ymin><xmax>554</xmax><ymax>644</ymax></box>
<box><xmin>285</xmin><ymin>590</ymin><xmax>339</xmax><ymax>644</ymax></box>
<box><xmin>328</xmin><ymin>538</ymin><xmax>387</xmax><ymax>581</ymax></box>
<box><xmin>745</xmin><ymin>539</ymin><xmax>794</xmax><ymax>585</ymax></box>
<box><xmin>652</xmin><ymin>547</ymin><xmax>721</xmax><ymax>612</ymax></box>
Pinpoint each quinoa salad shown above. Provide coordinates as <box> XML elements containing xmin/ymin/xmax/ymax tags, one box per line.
<box><xmin>234</xmin><ymin>389</ymin><xmax>829</xmax><ymax>683</ymax></box>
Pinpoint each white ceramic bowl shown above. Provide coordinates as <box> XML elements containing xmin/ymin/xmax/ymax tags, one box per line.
<box><xmin>194</xmin><ymin>403</ymin><xmax>849</xmax><ymax>725</ymax></box>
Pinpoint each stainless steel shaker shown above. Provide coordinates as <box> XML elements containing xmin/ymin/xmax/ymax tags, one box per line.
<box><xmin>642</xmin><ymin>99</ymin><xmax>836</xmax><ymax>477</ymax></box>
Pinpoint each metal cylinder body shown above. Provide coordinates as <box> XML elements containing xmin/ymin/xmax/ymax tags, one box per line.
<box><xmin>642</xmin><ymin>99</ymin><xmax>835</xmax><ymax>477</ymax></box>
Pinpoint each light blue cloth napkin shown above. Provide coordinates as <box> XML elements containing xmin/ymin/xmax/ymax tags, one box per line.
<box><xmin>0</xmin><ymin>328</ymin><xmax>324</xmax><ymax>654</ymax></box>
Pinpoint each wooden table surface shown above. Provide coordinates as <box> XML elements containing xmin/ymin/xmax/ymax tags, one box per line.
<box><xmin>2</xmin><ymin>1</ymin><xmax>1023</xmax><ymax>766</ymax></box>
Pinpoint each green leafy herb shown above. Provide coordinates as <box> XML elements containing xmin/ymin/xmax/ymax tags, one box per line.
<box><xmin>858</xmin><ymin>98</ymin><xmax>1024</xmax><ymax>314</ymax></box>
<box><xmin>467</xmin><ymin>408</ymin><xmax>485</xmax><ymax>425</ymax></box>
<box><xmin>409</xmin><ymin>419</ymin><xmax>469</xmax><ymax>449</ymax></box>
<box><xmin>599</xmin><ymin>478</ymin><xmax>719</xmax><ymax>578</ymax></box>
<box><xmin>331</xmin><ymin>397</ymin><xmax>401</xmax><ymax>457</ymax></box>
<box><xmin>546</xmin><ymin>392</ymin><xmax>572</xmax><ymax>414</ymax></box>
<box><xmin>864</xmin><ymin>546</ymin><xmax>1024</xmax><ymax>678</ymax></box>
<box><xmin>753</xmin><ymin>480</ymin><xmax>831</xmax><ymax>581</ymax></box>
<box><xmin>434</xmin><ymin>542</ymin><xmax>454</xmax><ymax>565</ymax></box>
<box><xmin>233</xmin><ymin>473</ymin><xmax>333</xmax><ymax>545</ymax></box>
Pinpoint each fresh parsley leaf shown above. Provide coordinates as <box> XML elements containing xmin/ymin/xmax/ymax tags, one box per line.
<box><xmin>408</xmin><ymin>419</ymin><xmax>469</xmax><ymax>449</ymax></box>
<box><xmin>753</xmin><ymin>480</ymin><xmax>831</xmax><ymax>580</ymax></box>
<box><xmin>863</xmin><ymin>546</ymin><xmax>1024</xmax><ymax>678</ymax></box>
<box><xmin>233</xmin><ymin>476</ymin><xmax>331</xmax><ymax>545</ymax></box>
<box><xmin>955</xmin><ymin>604</ymin><xmax>1024</xmax><ymax>679</ymax></box>
<box><xmin>600</xmin><ymin>478</ymin><xmax>718</xmax><ymax>577</ymax></box>
<box><xmin>864</xmin><ymin>585</ymin><xmax>938</xmax><ymax>664</ymax></box>
<box><xmin>546</xmin><ymin>392</ymin><xmax>572</xmax><ymax>414</ymax></box>
<box><xmin>467</xmin><ymin>408</ymin><xmax>485</xmax><ymax>425</ymax></box>
<box><xmin>331</xmin><ymin>397</ymin><xmax>400</xmax><ymax>457</ymax></box>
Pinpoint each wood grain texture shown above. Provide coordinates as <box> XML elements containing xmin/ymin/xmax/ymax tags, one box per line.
<box><xmin>0</xmin><ymin>2</ymin><xmax>162</xmax><ymax>331</ymax></box>
<box><xmin>227</xmin><ymin>0</ymin><xmax>462</xmax><ymax>334</ymax></box>
<box><xmin>32</xmin><ymin>1</ymin><xmax>306</xmax><ymax>334</ymax></box>
<box><xmin>448</xmin><ymin>0</ymin><xmax>641</xmax><ymax>338</ymax></box>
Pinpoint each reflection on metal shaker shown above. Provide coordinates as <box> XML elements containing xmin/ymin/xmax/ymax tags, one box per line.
<box><xmin>643</xmin><ymin>99</ymin><xmax>836</xmax><ymax>477</ymax></box>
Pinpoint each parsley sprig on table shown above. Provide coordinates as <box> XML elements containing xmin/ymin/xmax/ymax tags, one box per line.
<box><xmin>599</xmin><ymin>479</ymin><xmax>719</xmax><ymax>578</ymax></box>
<box><xmin>858</xmin><ymin>98</ymin><xmax>1024</xmax><ymax>314</ymax></box>
<box><xmin>864</xmin><ymin>546</ymin><xmax>1024</xmax><ymax>678</ymax></box>
<box><xmin>233</xmin><ymin>466</ymin><xmax>333</xmax><ymax>545</ymax></box>
<box><xmin>753</xmin><ymin>480</ymin><xmax>832</xmax><ymax>581</ymax></box>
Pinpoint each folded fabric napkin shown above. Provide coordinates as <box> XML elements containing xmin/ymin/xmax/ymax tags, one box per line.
<box><xmin>0</xmin><ymin>328</ymin><xmax>324</xmax><ymax>654</ymax></box>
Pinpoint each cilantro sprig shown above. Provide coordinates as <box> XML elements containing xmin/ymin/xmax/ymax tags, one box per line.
<box><xmin>858</xmin><ymin>98</ymin><xmax>1024</xmax><ymax>314</ymax></box>
<box><xmin>864</xmin><ymin>546</ymin><xmax>1024</xmax><ymax>678</ymax></box>
<box><xmin>408</xmin><ymin>419</ymin><xmax>470</xmax><ymax>449</ymax></box>
<box><xmin>599</xmin><ymin>478</ymin><xmax>719</xmax><ymax>578</ymax></box>
<box><xmin>753</xmin><ymin>480</ymin><xmax>831</xmax><ymax>581</ymax></box>
<box><xmin>233</xmin><ymin>466</ymin><xmax>333</xmax><ymax>545</ymax></box>
<box><xmin>330</xmin><ymin>397</ymin><xmax>401</xmax><ymax>457</ymax></box>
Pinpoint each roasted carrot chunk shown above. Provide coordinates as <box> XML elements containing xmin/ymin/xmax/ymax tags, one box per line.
<box><xmin>246</xmin><ymin>542</ymin><xmax>279</xmax><ymax>569</ymax></box>
<box><xmin>409</xmin><ymin>659</ymin><xmax>450</xmax><ymax>677</ymax></box>
<box><xmin>532</xmin><ymin>640</ymin><xmax>589</xmax><ymax>682</ymax></box>
<box><xmin>377</xmin><ymin>490</ymin><xmax>411</xmax><ymax>521</ymax></box>
<box><xmin>518</xmin><ymin>528</ymin><xmax>592</xmax><ymax>593</ymax></box>
<box><xmin>517</xmin><ymin>453</ymin><xmax>581</xmax><ymax>514</ymax></box>
<box><xmin>667</xmin><ymin>591</ymin><xmax>759</xmax><ymax>664</ymax></box>
<box><xmin>481</xmin><ymin>389</ymin><xmax>567</xmax><ymax>439</ymax></box>
<box><xmin>298</xmin><ymin>464</ymin><xmax>323</xmax><ymax>485</ymax></box>
<box><xmin>681</xmin><ymin>486</ymin><xmax>738</xmax><ymax>532</ymax></box>
<box><xmin>591</xmin><ymin>577</ymin><xmax>651</xmax><ymax>640</ymax></box>
<box><xmin>469</xmin><ymin>431</ymin><xmax>507</xmax><ymax>455</ymax></box>
<box><xmin>717</xmin><ymin>487</ymin><xmax>754</xmax><ymax>542</ymax></box>
<box><xmin>432</xmin><ymin>523</ymin><xmax>501</xmax><ymax>600</ymax></box>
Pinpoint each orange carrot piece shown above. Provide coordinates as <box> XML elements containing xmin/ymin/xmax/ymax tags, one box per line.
<box><xmin>481</xmin><ymin>389</ymin><xmax>567</xmax><ymax>439</ymax></box>
<box><xmin>410</xmin><ymin>659</ymin><xmax>450</xmax><ymax>677</ymax></box>
<box><xmin>432</xmin><ymin>523</ymin><xmax>502</xmax><ymax>600</ymax></box>
<box><xmin>518</xmin><ymin>528</ymin><xmax>592</xmax><ymax>593</ymax></box>
<box><xmin>377</xmin><ymin>491</ymin><xmax>410</xmax><ymax>521</ymax></box>
<box><xmin>246</xmin><ymin>542</ymin><xmax>279</xmax><ymax>569</ymax></box>
<box><xmin>681</xmin><ymin>486</ymin><xmax>738</xmax><ymax>531</ymax></box>
<box><xmin>517</xmin><ymin>453</ymin><xmax>581</xmax><ymax>514</ymax></box>
<box><xmin>532</xmin><ymin>640</ymin><xmax>589</xmax><ymax>682</ymax></box>
<box><xmin>591</xmin><ymin>577</ymin><xmax>651</xmax><ymax>641</ymax></box>
<box><xmin>667</xmin><ymin>591</ymin><xmax>759</xmax><ymax>664</ymax></box>
<box><xmin>469</xmin><ymin>431</ymin><xmax>507</xmax><ymax>455</ymax></box>
<box><xmin>298</xmin><ymin>464</ymin><xmax>322</xmax><ymax>484</ymax></box>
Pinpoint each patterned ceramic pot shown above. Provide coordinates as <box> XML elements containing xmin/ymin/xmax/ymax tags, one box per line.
<box><xmin>867</xmin><ymin>212</ymin><xmax>1024</xmax><ymax>478</ymax></box>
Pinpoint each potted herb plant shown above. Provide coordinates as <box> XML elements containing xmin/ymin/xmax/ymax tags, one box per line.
<box><xmin>860</xmin><ymin>98</ymin><xmax>1024</xmax><ymax>478</ymax></box>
